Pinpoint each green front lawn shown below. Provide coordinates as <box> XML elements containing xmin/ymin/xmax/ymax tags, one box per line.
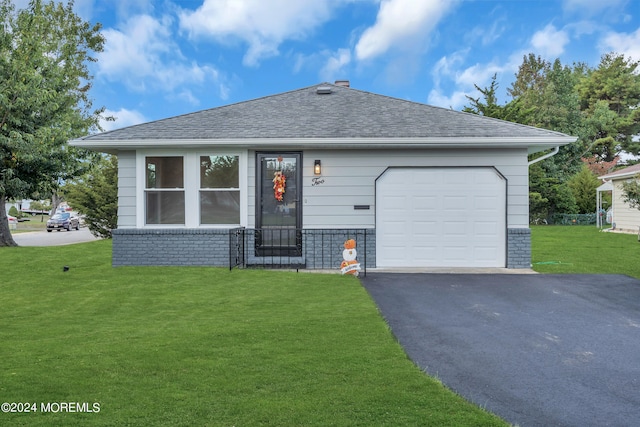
<box><xmin>531</xmin><ymin>225</ymin><xmax>640</xmax><ymax>278</ymax></box>
<box><xmin>0</xmin><ymin>241</ymin><xmax>505</xmax><ymax>426</ymax></box>
<box><xmin>10</xmin><ymin>215</ymin><xmax>50</xmax><ymax>233</ymax></box>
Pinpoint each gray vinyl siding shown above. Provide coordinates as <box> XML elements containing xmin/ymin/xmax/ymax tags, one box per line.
<box><xmin>121</xmin><ymin>147</ymin><xmax>529</xmax><ymax>230</ymax></box>
<box><xmin>301</xmin><ymin>148</ymin><xmax>529</xmax><ymax>229</ymax></box>
<box><xmin>117</xmin><ymin>150</ymin><xmax>137</xmax><ymax>228</ymax></box>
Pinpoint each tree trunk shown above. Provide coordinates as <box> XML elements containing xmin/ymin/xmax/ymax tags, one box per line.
<box><xmin>51</xmin><ymin>191</ymin><xmax>62</xmax><ymax>215</ymax></box>
<box><xmin>0</xmin><ymin>195</ymin><xmax>19</xmax><ymax>247</ymax></box>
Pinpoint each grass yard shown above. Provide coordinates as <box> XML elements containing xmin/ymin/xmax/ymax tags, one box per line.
<box><xmin>10</xmin><ymin>215</ymin><xmax>50</xmax><ymax>233</ymax></box>
<box><xmin>0</xmin><ymin>240</ymin><xmax>506</xmax><ymax>426</ymax></box>
<box><xmin>532</xmin><ymin>225</ymin><xmax>640</xmax><ymax>278</ymax></box>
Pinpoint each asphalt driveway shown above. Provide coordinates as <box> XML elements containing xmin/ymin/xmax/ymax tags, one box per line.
<box><xmin>361</xmin><ymin>273</ymin><xmax>640</xmax><ymax>427</ymax></box>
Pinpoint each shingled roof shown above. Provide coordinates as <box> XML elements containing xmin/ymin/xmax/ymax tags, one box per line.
<box><xmin>599</xmin><ymin>163</ymin><xmax>640</xmax><ymax>180</ymax></box>
<box><xmin>73</xmin><ymin>82</ymin><xmax>575</xmax><ymax>152</ymax></box>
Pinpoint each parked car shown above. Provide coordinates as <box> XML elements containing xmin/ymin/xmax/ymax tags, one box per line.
<box><xmin>46</xmin><ymin>212</ymin><xmax>80</xmax><ymax>232</ymax></box>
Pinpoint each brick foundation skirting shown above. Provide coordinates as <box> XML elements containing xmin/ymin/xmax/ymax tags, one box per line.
<box><xmin>112</xmin><ymin>228</ymin><xmax>375</xmax><ymax>268</ymax></box>
<box><xmin>112</xmin><ymin>227</ymin><xmax>527</xmax><ymax>269</ymax></box>
<box><xmin>507</xmin><ymin>228</ymin><xmax>531</xmax><ymax>269</ymax></box>
<box><xmin>112</xmin><ymin>229</ymin><xmax>230</xmax><ymax>266</ymax></box>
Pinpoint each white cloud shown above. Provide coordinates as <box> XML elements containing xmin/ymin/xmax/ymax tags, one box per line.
<box><xmin>355</xmin><ymin>0</ymin><xmax>458</xmax><ymax>61</ymax></box>
<box><xmin>97</xmin><ymin>14</ymin><xmax>228</xmax><ymax>100</ymax></box>
<box><xmin>319</xmin><ymin>48</ymin><xmax>352</xmax><ymax>82</ymax></box>
<box><xmin>530</xmin><ymin>24</ymin><xmax>570</xmax><ymax>58</ymax></box>
<box><xmin>427</xmin><ymin>89</ymin><xmax>473</xmax><ymax>110</ymax></box>
<box><xmin>178</xmin><ymin>0</ymin><xmax>340</xmax><ymax>66</ymax></box>
<box><xmin>293</xmin><ymin>48</ymin><xmax>352</xmax><ymax>82</ymax></box>
<box><xmin>100</xmin><ymin>108</ymin><xmax>146</xmax><ymax>132</ymax></box>
<box><xmin>456</xmin><ymin>62</ymin><xmax>506</xmax><ymax>88</ymax></box>
<box><xmin>466</xmin><ymin>17</ymin><xmax>507</xmax><ymax>47</ymax></box>
<box><xmin>428</xmin><ymin>47</ymin><xmax>525</xmax><ymax>110</ymax></box>
<box><xmin>562</xmin><ymin>0</ymin><xmax>627</xmax><ymax>16</ymax></box>
<box><xmin>431</xmin><ymin>51</ymin><xmax>467</xmax><ymax>87</ymax></box>
<box><xmin>600</xmin><ymin>27</ymin><xmax>640</xmax><ymax>61</ymax></box>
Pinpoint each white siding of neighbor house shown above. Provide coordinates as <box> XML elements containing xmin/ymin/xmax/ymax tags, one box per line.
<box><xmin>117</xmin><ymin>151</ymin><xmax>137</xmax><ymax>228</ymax></box>
<box><xmin>612</xmin><ymin>180</ymin><xmax>640</xmax><ymax>232</ymax></box>
<box><xmin>298</xmin><ymin>148</ymin><xmax>529</xmax><ymax>229</ymax></box>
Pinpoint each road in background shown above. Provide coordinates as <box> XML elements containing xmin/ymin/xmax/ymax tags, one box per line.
<box><xmin>11</xmin><ymin>227</ymin><xmax>100</xmax><ymax>246</ymax></box>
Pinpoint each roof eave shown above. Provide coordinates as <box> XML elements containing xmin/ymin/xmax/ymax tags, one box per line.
<box><xmin>70</xmin><ymin>136</ymin><xmax>576</xmax><ymax>154</ymax></box>
<box><xmin>599</xmin><ymin>172</ymin><xmax>640</xmax><ymax>180</ymax></box>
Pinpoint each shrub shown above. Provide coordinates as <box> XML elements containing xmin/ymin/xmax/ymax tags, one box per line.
<box><xmin>8</xmin><ymin>206</ymin><xmax>22</xmax><ymax>218</ymax></box>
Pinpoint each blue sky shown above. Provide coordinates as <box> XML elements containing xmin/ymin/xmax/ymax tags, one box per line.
<box><xmin>18</xmin><ymin>0</ymin><xmax>640</xmax><ymax>132</ymax></box>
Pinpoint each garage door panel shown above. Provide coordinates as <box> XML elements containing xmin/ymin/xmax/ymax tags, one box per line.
<box><xmin>443</xmin><ymin>221</ymin><xmax>467</xmax><ymax>235</ymax></box>
<box><xmin>414</xmin><ymin>195</ymin><xmax>438</xmax><ymax>210</ymax></box>
<box><xmin>475</xmin><ymin>195</ymin><xmax>499</xmax><ymax>210</ymax></box>
<box><xmin>476</xmin><ymin>246</ymin><xmax>499</xmax><ymax>260</ymax></box>
<box><xmin>377</xmin><ymin>167</ymin><xmax>506</xmax><ymax>268</ymax></box>
<box><xmin>411</xmin><ymin>221</ymin><xmax>439</xmax><ymax>236</ymax></box>
<box><xmin>443</xmin><ymin>245</ymin><xmax>468</xmax><ymax>261</ymax></box>
<box><xmin>443</xmin><ymin>196</ymin><xmax>468</xmax><ymax>211</ymax></box>
<box><xmin>475</xmin><ymin>221</ymin><xmax>499</xmax><ymax>236</ymax></box>
<box><xmin>447</xmin><ymin>173</ymin><xmax>468</xmax><ymax>184</ymax></box>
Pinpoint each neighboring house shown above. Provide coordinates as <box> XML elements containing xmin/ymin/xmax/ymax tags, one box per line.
<box><xmin>70</xmin><ymin>82</ymin><xmax>575</xmax><ymax>269</ymax></box>
<box><xmin>599</xmin><ymin>163</ymin><xmax>640</xmax><ymax>233</ymax></box>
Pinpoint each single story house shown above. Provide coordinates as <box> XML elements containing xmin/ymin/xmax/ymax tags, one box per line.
<box><xmin>599</xmin><ymin>163</ymin><xmax>640</xmax><ymax>233</ymax></box>
<box><xmin>70</xmin><ymin>81</ymin><xmax>575</xmax><ymax>269</ymax></box>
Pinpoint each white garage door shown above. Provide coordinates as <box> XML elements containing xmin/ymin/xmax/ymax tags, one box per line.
<box><xmin>376</xmin><ymin>167</ymin><xmax>506</xmax><ymax>268</ymax></box>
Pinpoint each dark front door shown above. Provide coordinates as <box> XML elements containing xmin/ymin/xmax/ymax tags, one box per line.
<box><xmin>256</xmin><ymin>153</ymin><xmax>302</xmax><ymax>256</ymax></box>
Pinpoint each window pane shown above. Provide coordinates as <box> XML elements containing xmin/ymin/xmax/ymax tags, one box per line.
<box><xmin>200</xmin><ymin>191</ymin><xmax>240</xmax><ymax>224</ymax></box>
<box><xmin>146</xmin><ymin>191</ymin><xmax>185</xmax><ymax>224</ymax></box>
<box><xmin>200</xmin><ymin>156</ymin><xmax>239</xmax><ymax>188</ymax></box>
<box><xmin>146</xmin><ymin>157</ymin><xmax>184</xmax><ymax>188</ymax></box>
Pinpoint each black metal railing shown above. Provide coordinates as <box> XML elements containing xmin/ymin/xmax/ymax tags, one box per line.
<box><xmin>229</xmin><ymin>228</ymin><xmax>368</xmax><ymax>276</ymax></box>
<box><xmin>228</xmin><ymin>227</ymin><xmax>246</xmax><ymax>270</ymax></box>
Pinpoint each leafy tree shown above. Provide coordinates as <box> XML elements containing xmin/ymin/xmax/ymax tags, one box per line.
<box><xmin>63</xmin><ymin>155</ymin><xmax>117</xmax><ymax>238</ymax></box>
<box><xmin>0</xmin><ymin>0</ymin><xmax>105</xmax><ymax>246</ymax></box>
<box><xmin>529</xmin><ymin>162</ymin><xmax>578</xmax><ymax>220</ymax></box>
<box><xmin>581</xmin><ymin>155</ymin><xmax>619</xmax><ymax>177</ymax></box>
<box><xmin>29</xmin><ymin>199</ymin><xmax>52</xmax><ymax>222</ymax></box>
<box><xmin>576</xmin><ymin>53</ymin><xmax>640</xmax><ymax>159</ymax></box>
<box><xmin>529</xmin><ymin>191</ymin><xmax>549</xmax><ymax>223</ymax></box>
<box><xmin>466</xmin><ymin>53</ymin><xmax>640</xmax><ymax>220</ymax></box>
<box><xmin>508</xmin><ymin>56</ymin><xmax>587</xmax><ymax>173</ymax></box>
<box><xmin>567</xmin><ymin>164</ymin><xmax>601</xmax><ymax>214</ymax></box>
<box><xmin>29</xmin><ymin>199</ymin><xmax>51</xmax><ymax>213</ymax></box>
<box><xmin>621</xmin><ymin>176</ymin><xmax>640</xmax><ymax>211</ymax></box>
<box><xmin>463</xmin><ymin>74</ymin><xmax>533</xmax><ymax>123</ymax></box>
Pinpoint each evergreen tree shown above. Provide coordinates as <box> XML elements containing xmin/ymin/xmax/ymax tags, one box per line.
<box><xmin>63</xmin><ymin>155</ymin><xmax>117</xmax><ymax>239</ymax></box>
<box><xmin>576</xmin><ymin>53</ymin><xmax>640</xmax><ymax>159</ymax></box>
<box><xmin>567</xmin><ymin>164</ymin><xmax>601</xmax><ymax>214</ymax></box>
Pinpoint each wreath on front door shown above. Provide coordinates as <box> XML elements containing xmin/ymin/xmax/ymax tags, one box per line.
<box><xmin>273</xmin><ymin>170</ymin><xmax>286</xmax><ymax>201</ymax></box>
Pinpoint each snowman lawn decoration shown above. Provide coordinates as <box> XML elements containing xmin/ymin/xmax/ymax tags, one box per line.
<box><xmin>340</xmin><ymin>239</ymin><xmax>361</xmax><ymax>276</ymax></box>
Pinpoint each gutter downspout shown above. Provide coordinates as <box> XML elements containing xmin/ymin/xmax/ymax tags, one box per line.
<box><xmin>528</xmin><ymin>146</ymin><xmax>559</xmax><ymax>166</ymax></box>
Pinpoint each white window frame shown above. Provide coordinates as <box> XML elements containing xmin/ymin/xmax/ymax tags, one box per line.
<box><xmin>136</xmin><ymin>149</ymin><xmax>248</xmax><ymax>228</ymax></box>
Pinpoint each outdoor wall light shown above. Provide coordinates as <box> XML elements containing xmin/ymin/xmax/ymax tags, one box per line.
<box><xmin>314</xmin><ymin>160</ymin><xmax>322</xmax><ymax>175</ymax></box>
